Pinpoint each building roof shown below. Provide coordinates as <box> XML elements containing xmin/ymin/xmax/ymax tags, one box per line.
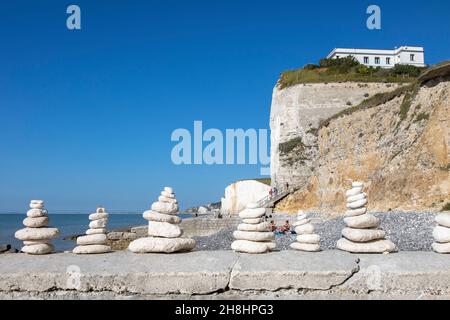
<box><xmin>327</xmin><ymin>46</ymin><xmax>424</xmax><ymax>59</ymax></box>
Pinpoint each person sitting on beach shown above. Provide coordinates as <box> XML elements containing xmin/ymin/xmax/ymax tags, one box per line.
<box><xmin>269</xmin><ymin>220</ymin><xmax>277</xmax><ymax>232</ymax></box>
<box><xmin>278</xmin><ymin>220</ymin><xmax>291</xmax><ymax>234</ymax></box>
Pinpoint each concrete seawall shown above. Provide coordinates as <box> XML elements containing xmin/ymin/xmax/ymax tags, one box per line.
<box><xmin>1</xmin><ymin>251</ymin><xmax>450</xmax><ymax>299</ymax></box>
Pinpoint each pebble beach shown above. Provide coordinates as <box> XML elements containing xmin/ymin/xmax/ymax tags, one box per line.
<box><xmin>193</xmin><ymin>211</ymin><xmax>436</xmax><ymax>252</ymax></box>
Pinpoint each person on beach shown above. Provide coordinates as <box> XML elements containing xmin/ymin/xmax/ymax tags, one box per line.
<box><xmin>269</xmin><ymin>188</ymin><xmax>273</xmax><ymax>198</ymax></box>
<box><xmin>270</xmin><ymin>220</ymin><xmax>277</xmax><ymax>232</ymax></box>
<box><xmin>278</xmin><ymin>220</ymin><xmax>291</xmax><ymax>234</ymax></box>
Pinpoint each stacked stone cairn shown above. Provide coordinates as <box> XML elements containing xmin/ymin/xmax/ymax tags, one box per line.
<box><xmin>337</xmin><ymin>182</ymin><xmax>396</xmax><ymax>253</ymax></box>
<box><xmin>231</xmin><ymin>203</ymin><xmax>276</xmax><ymax>254</ymax></box>
<box><xmin>15</xmin><ymin>200</ymin><xmax>59</xmax><ymax>255</ymax></box>
<box><xmin>290</xmin><ymin>210</ymin><xmax>321</xmax><ymax>252</ymax></box>
<box><xmin>73</xmin><ymin>206</ymin><xmax>112</xmax><ymax>254</ymax></box>
<box><xmin>432</xmin><ymin>212</ymin><xmax>450</xmax><ymax>254</ymax></box>
<box><xmin>129</xmin><ymin>187</ymin><xmax>196</xmax><ymax>253</ymax></box>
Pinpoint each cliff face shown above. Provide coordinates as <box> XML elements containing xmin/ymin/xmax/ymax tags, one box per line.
<box><xmin>271</xmin><ymin>70</ymin><xmax>450</xmax><ymax>214</ymax></box>
<box><xmin>270</xmin><ymin>82</ymin><xmax>404</xmax><ymax>190</ymax></box>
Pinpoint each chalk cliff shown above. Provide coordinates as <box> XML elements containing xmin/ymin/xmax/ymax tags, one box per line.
<box><xmin>221</xmin><ymin>180</ymin><xmax>271</xmax><ymax>215</ymax></box>
<box><xmin>271</xmin><ymin>64</ymin><xmax>450</xmax><ymax>214</ymax></box>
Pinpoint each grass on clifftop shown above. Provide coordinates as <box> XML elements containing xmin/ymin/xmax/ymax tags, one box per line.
<box><xmin>279</xmin><ymin>69</ymin><xmax>414</xmax><ymax>88</ymax></box>
<box><xmin>279</xmin><ymin>57</ymin><xmax>424</xmax><ymax>89</ymax></box>
<box><xmin>399</xmin><ymin>84</ymin><xmax>420</xmax><ymax>121</ymax></box>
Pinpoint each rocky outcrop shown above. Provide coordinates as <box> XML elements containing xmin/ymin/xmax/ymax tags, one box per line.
<box><xmin>73</xmin><ymin>207</ymin><xmax>112</xmax><ymax>254</ymax></box>
<box><xmin>221</xmin><ymin>180</ymin><xmax>271</xmax><ymax>215</ymax></box>
<box><xmin>273</xmin><ymin>67</ymin><xmax>450</xmax><ymax>214</ymax></box>
<box><xmin>185</xmin><ymin>202</ymin><xmax>221</xmax><ymax>215</ymax></box>
<box><xmin>0</xmin><ymin>245</ymin><xmax>11</xmax><ymax>254</ymax></box>
<box><xmin>290</xmin><ymin>210</ymin><xmax>321</xmax><ymax>252</ymax></box>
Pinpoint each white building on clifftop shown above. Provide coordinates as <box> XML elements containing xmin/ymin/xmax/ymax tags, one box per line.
<box><xmin>327</xmin><ymin>46</ymin><xmax>426</xmax><ymax>69</ymax></box>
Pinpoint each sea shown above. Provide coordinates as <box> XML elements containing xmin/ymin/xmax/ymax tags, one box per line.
<box><xmin>0</xmin><ymin>213</ymin><xmax>192</xmax><ymax>252</ymax></box>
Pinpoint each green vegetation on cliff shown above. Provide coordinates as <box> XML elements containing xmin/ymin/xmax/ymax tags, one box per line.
<box><xmin>398</xmin><ymin>83</ymin><xmax>420</xmax><ymax>122</ymax></box>
<box><xmin>318</xmin><ymin>83</ymin><xmax>417</xmax><ymax>129</ymax></box>
<box><xmin>279</xmin><ymin>137</ymin><xmax>305</xmax><ymax>155</ymax></box>
<box><xmin>414</xmin><ymin>112</ymin><xmax>430</xmax><ymax>123</ymax></box>
<box><xmin>279</xmin><ymin>57</ymin><xmax>426</xmax><ymax>89</ymax></box>
<box><xmin>442</xmin><ymin>203</ymin><xmax>450</xmax><ymax>212</ymax></box>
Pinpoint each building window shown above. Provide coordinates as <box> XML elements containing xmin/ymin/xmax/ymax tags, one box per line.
<box><xmin>386</xmin><ymin>57</ymin><xmax>391</xmax><ymax>65</ymax></box>
<box><xmin>375</xmin><ymin>57</ymin><xmax>380</xmax><ymax>64</ymax></box>
<box><xmin>336</xmin><ymin>55</ymin><xmax>340</xmax><ymax>59</ymax></box>
<box><xmin>410</xmin><ymin>54</ymin><xmax>415</xmax><ymax>61</ymax></box>
<box><xmin>364</xmin><ymin>57</ymin><xmax>369</xmax><ymax>64</ymax></box>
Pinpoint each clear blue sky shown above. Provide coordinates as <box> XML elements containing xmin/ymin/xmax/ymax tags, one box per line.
<box><xmin>0</xmin><ymin>0</ymin><xmax>449</xmax><ymax>213</ymax></box>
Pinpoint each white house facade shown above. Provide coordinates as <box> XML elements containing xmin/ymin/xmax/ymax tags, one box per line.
<box><xmin>327</xmin><ymin>46</ymin><xmax>426</xmax><ymax>69</ymax></box>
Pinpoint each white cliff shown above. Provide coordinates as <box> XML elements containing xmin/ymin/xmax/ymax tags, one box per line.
<box><xmin>270</xmin><ymin>82</ymin><xmax>403</xmax><ymax>189</ymax></box>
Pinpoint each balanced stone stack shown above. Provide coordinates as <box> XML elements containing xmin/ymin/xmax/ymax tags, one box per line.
<box><xmin>15</xmin><ymin>200</ymin><xmax>59</xmax><ymax>255</ymax></box>
<box><xmin>129</xmin><ymin>187</ymin><xmax>196</xmax><ymax>253</ymax></box>
<box><xmin>231</xmin><ymin>203</ymin><xmax>276</xmax><ymax>254</ymax></box>
<box><xmin>432</xmin><ymin>212</ymin><xmax>450</xmax><ymax>254</ymax></box>
<box><xmin>290</xmin><ymin>210</ymin><xmax>321</xmax><ymax>252</ymax></box>
<box><xmin>336</xmin><ymin>182</ymin><xmax>396</xmax><ymax>253</ymax></box>
<box><xmin>73</xmin><ymin>207</ymin><xmax>112</xmax><ymax>254</ymax></box>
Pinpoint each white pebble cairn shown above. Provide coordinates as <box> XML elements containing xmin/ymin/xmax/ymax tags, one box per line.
<box><xmin>15</xmin><ymin>200</ymin><xmax>59</xmax><ymax>255</ymax></box>
<box><xmin>73</xmin><ymin>206</ymin><xmax>112</xmax><ymax>254</ymax></box>
<box><xmin>336</xmin><ymin>182</ymin><xmax>396</xmax><ymax>253</ymax></box>
<box><xmin>290</xmin><ymin>210</ymin><xmax>321</xmax><ymax>252</ymax></box>
<box><xmin>231</xmin><ymin>203</ymin><xmax>275</xmax><ymax>254</ymax></box>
